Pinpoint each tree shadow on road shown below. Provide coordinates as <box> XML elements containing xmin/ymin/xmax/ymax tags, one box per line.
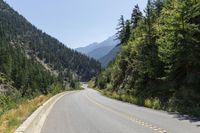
<box><xmin>168</xmin><ymin>112</ymin><xmax>200</xmax><ymax>127</ymax></box>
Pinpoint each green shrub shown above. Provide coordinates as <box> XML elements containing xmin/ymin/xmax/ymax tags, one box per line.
<box><xmin>152</xmin><ymin>98</ymin><xmax>161</xmax><ymax>109</ymax></box>
<box><xmin>103</xmin><ymin>90</ymin><xmax>111</xmax><ymax>96</ymax></box>
<box><xmin>88</xmin><ymin>80</ymin><xmax>95</xmax><ymax>88</ymax></box>
<box><xmin>144</xmin><ymin>98</ymin><xmax>161</xmax><ymax>109</ymax></box>
<box><xmin>49</xmin><ymin>84</ymin><xmax>62</xmax><ymax>95</ymax></box>
<box><xmin>129</xmin><ymin>96</ymin><xmax>138</xmax><ymax>104</ymax></box>
<box><xmin>144</xmin><ymin>99</ymin><xmax>153</xmax><ymax>108</ymax></box>
<box><xmin>8</xmin><ymin>118</ymin><xmax>20</xmax><ymax>128</ymax></box>
<box><xmin>0</xmin><ymin>91</ymin><xmax>22</xmax><ymax>114</ymax></box>
<box><xmin>121</xmin><ymin>94</ymin><xmax>130</xmax><ymax>102</ymax></box>
<box><xmin>106</xmin><ymin>83</ymin><xmax>113</xmax><ymax>91</ymax></box>
<box><xmin>111</xmin><ymin>92</ymin><xmax>120</xmax><ymax>100</ymax></box>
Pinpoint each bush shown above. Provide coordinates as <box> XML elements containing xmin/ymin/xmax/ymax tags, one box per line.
<box><xmin>70</xmin><ymin>80</ymin><xmax>80</xmax><ymax>90</ymax></box>
<box><xmin>49</xmin><ymin>84</ymin><xmax>62</xmax><ymax>95</ymax></box>
<box><xmin>103</xmin><ymin>91</ymin><xmax>111</xmax><ymax>97</ymax></box>
<box><xmin>106</xmin><ymin>83</ymin><xmax>113</xmax><ymax>91</ymax></box>
<box><xmin>144</xmin><ymin>98</ymin><xmax>161</xmax><ymax>109</ymax></box>
<box><xmin>0</xmin><ymin>92</ymin><xmax>21</xmax><ymax>113</ymax></box>
<box><xmin>152</xmin><ymin>98</ymin><xmax>161</xmax><ymax>109</ymax></box>
<box><xmin>88</xmin><ymin>80</ymin><xmax>95</xmax><ymax>88</ymax></box>
<box><xmin>144</xmin><ymin>99</ymin><xmax>152</xmax><ymax>108</ymax></box>
<box><xmin>121</xmin><ymin>94</ymin><xmax>130</xmax><ymax>102</ymax></box>
<box><xmin>129</xmin><ymin>96</ymin><xmax>138</xmax><ymax>104</ymax></box>
<box><xmin>111</xmin><ymin>92</ymin><xmax>121</xmax><ymax>100</ymax></box>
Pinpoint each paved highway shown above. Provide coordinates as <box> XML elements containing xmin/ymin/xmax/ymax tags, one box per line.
<box><xmin>41</xmin><ymin>84</ymin><xmax>200</xmax><ymax>133</ymax></box>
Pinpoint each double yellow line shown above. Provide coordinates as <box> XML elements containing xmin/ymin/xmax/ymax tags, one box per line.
<box><xmin>85</xmin><ymin>92</ymin><xmax>169</xmax><ymax>133</ymax></box>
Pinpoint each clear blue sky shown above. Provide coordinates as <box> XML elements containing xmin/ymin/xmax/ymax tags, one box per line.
<box><xmin>4</xmin><ymin>0</ymin><xmax>147</xmax><ymax>49</ymax></box>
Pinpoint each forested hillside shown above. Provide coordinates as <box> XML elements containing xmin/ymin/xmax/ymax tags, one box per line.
<box><xmin>0</xmin><ymin>0</ymin><xmax>101</xmax><ymax>116</ymax></box>
<box><xmin>0</xmin><ymin>0</ymin><xmax>101</xmax><ymax>82</ymax></box>
<box><xmin>94</xmin><ymin>0</ymin><xmax>200</xmax><ymax>116</ymax></box>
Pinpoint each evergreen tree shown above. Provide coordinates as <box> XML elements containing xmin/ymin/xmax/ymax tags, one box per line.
<box><xmin>0</xmin><ymin>0</ymin><xmax>101</xmax><ymax>82</ymax></box>
<box><xmin>94</xmin><ymin>0</ymin><xmax>200</xmax><ymax>116</ymax></box>
<box><xmin>131</xmin><ymin>4</ymin><xmax>142</xmax><ymax>30</ymax></box>
<box><xmin>157</xmin><ymin>0</ymin><xmax>200</xmax><ymax>113</ymax></box>
<box><xmin>123</xmin><ymin>20</ymin><xmax>131</xmax><ymax>44</ymax></box>
<box><xmin>153</xmin><ymin>0</ymin><xmax>164</xmax><ymax>16</ymax></box>
<box><xmin>116</xmin><ymin>15</ymin><xmax>125</xmax><ymax>44</ymax></box>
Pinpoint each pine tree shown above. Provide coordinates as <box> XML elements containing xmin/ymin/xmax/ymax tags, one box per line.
<box><xmin>124</xmin><ymin>20</ymin><xmax>131</xmax><ymax>44</ymax></box>
<box><xmin>131</xmin><ymin>4</ymin><xmax>142</xmax><ymax>30</ymax></box>
<box><xmin>153</xmin><ymin>0</ymin><xmax>164</xmax><ymax>16</ymax></box>
<box><xmin>157</xmin><ymin>0</ymin><xmax>200</xmax><ymax>113</ymax></box>
<box><xmin>94</xmin><ymin>0</ymin><xmax>200</xmax><ymax>116</ymax></box>
<box><xmin>116</xmin><ymin>15</ymin><xmax>125</xmax><ymax>44</ymax></box>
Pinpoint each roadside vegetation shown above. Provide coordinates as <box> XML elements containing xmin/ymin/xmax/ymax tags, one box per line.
<box><xmin>0</xmin><ymin>83</ymin><xmax>80</xmax><ymax>133</ymax></box>
<box><xmin>0</xmin><ymin>94</ymin><xmax>49</xmax><ymax>133</ymax></box>
<box><xmin>92</xmin><ymin>0</ymin><xmax>200</xmax><ymax>117</ymax></box>
<box><xmin>0</xmin><ymin>1</ymin><xmax>87</xmax><ymax>132</ymax></box>
<box><xmin>0</xmin><ymin>34</ymin><xmax>81</xmax><ymax>132</ymax></box>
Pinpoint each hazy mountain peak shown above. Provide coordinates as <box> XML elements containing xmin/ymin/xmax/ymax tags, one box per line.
<box><xmin>76</xmin><ymin>35</ymin><xmax>119</xmax><ymax>60</ymax></box>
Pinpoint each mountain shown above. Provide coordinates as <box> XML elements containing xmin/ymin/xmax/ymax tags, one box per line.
<box><xmin>76</xmin><ymin>36</ymin><xmax>119</xmax><ymax>60</ymax></box>
<box><xmin>0</xmin><ymin>0</ymin><xmax>101</xmax><ymax>96</ymax></box>
<box><xmin>99</xmin><ymin>45</ymin><xmax>121</xmax><ymax>67</ymax></box>
<box><xmin>76</xmin><ymin>42</ymin><xmax>99</xmax><ymax>55</ymax></box>
<box><xmin>87</xmin><ymin>46</ymin><xmax>114</xmax><ymax>60</ymax></box>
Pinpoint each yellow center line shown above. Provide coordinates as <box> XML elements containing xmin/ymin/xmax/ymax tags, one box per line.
<box><xmin>85</xmin><ymin>92</ymin><xmax>169</xmax><ymax>133</ymax></box>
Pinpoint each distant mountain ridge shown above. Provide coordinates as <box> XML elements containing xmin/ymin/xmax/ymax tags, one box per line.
<box><xmin>76</xmin><ymin>42</ymin><xmax>99</xmax><ymax>55</ymax></box>
<box><xmin>87</xmin><ymin>46</ymin><xmax>114</xmax><ymax>60</ymax></box>
<box><xmin>76</xmin><ymin>36</ymin><xmax>119</xmax><ymax>60</ymax></box>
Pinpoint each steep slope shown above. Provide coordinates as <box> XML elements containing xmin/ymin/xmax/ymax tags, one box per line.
<box><xmin>0</xmin><ymin>38</ymin><xmax>56</xmax><ymax>95</ymax></box>
<box><xmin>99</xmin><ymin>45</ymin><xmax>121</xmax><ymax>67</ymax></box>
<box><xmin>76</xmin><ymin>36</ymin><xmax>119</xmax><ymax>60</ymax></box>
<box><xmin>0</xmin><ymin>0</ymin><xmax>101</xmax><ymax>81</ymax></box>
<box><xmin>94</xmin><ymin>0</ymin><xmax>200</xmax><ymax>117</ymax></box>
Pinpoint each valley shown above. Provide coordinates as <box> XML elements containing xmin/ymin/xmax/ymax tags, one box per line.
<box><xmin>0</xmin><ymin>0</ymin><xmax>200</xmax><ymax>133</ymax></box>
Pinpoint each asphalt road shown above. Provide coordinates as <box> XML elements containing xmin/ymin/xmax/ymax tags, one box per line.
<box><xmin>41</xmin><ymin>84</ymin><xmax>200</xmax><ymax>133</ymax></box>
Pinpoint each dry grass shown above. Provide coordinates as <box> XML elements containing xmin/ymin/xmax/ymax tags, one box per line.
<box><xmin>0</xmin><ymin>95</ymin><xmax>51</xmax><ymax>133</ymax></box>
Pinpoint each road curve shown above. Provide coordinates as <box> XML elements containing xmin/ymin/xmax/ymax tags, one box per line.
<box><xmin>41</xmin><ymin>84</ymin><xmax>200</xmax><ymax>133</ymax></box>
